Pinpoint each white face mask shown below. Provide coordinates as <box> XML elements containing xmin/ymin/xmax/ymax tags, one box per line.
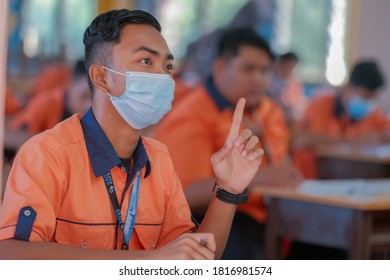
<box><xmin>102</xmin><ymin>66</ymin><xmax>175</xmax><ymax>129</ymax></box>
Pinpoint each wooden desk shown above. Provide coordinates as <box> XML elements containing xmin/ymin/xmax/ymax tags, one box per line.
<box><xmin>315</xmin><ymin>144</ymin><xmax>390</xmax><ymax>179</ymax></box>
<box><xmin>256</xmin><ymin>180</ymin><xmax>390</xmax><ymax>259</ymax></box>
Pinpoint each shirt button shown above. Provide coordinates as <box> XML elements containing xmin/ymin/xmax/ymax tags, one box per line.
<box><xmin>121</xmin><ymin>167</ymin><xmax>126</xmax><ymax>172</ymax></box>
<box><xmin>81</xmin><ymin>242</ymin><xmax>88</xmax><ymax>248</ymax></box>
<box><xmin>151</xmin><ymin>242</ymin><xmax>156</xmax><ymax>248</ymax></box>
<box><xmin>24</xmin><ymin>210</ymin><xmax>31</xmax><ymax>216</ymax></box>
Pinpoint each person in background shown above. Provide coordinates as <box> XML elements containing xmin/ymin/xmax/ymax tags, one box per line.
<box><xmin>8</xmin><ymin>60</ymin><xmax>90</xmax><ymax>135</ymax></box>
<box><xmin>0</xmin><ymin>9</ymin><xmax>264</xmax><ymax>260</ymax></box>
<box><xmin>28</xmin><ymin>61</ymin><xmax>72</xmax><ymax>98</ymax></box>
<box><xmin>292</xmin><ymin>60</ymin><xmax>389</xmax><ymax>179</ymax></box>
<box><xmin>267</xmin><ymin>52</ymin><xmax>307</xmax><ymax>127</ymax></box>
<box><xmin>154</xmin><ymin>28</ymin><xmax>302</xmax><ymax>260</ymax></box>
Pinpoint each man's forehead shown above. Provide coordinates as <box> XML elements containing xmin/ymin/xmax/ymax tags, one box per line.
<box><xmin>116</xmin><ymin>24</ymin><xmax>171</xmax><ymax>54</ymax></box>
<box><xmin>236</xmin><ymin>45</ymin><xmax>270</xmax><ymax>57</ymax></box>
<box><xmin>230</xmin><ymin>48</ymin><xmax>271</xmax><ymax>66</ymax></box>
<box><xmin>120</xmin><ymin>24</ymin><xmax>163</xmax><ymax>42</ymax></box>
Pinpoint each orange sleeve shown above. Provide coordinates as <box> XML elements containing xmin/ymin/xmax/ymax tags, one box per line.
<box><xmin>9</xmin><ymin>89</ymin><xmax>65</xmax><ymax>133</ymax></box>
<box><xmin>0</xmin><ymin>139</ymin><xmax>67</xmax><ymax>242</ymax></box>
<box><xmin>30</xmin><ymin>64</ymin><xmax>71</xmax><ymax>96</ymax></box>
<box><xmin>5</xmin><ymin>87</ymin><xmax>22</xmax><ymax>116</ymax></box>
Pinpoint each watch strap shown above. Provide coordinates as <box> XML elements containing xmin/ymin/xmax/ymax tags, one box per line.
<box><xmin>214</xmin><ymin>182</ymin><xmax>249</xmax><ymax>205</ymax></box>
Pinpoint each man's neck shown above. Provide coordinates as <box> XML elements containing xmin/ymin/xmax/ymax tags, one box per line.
<box><xmin>92</xmin><ymin>103</ymin><xmax>141</xmax><ymax>159</ymax></box>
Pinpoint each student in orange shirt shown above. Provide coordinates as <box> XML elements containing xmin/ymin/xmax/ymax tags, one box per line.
<box><xmin>293</xmin><ymin>61</ymin><xmax>389</xmax><ymax>179</ymax></box>
<box><xmin>29</xmin><ymin>62</ymin><xmax>72</xmax><ymax>97</ymax></box>
<box><xmin>0</xmin><ymin>9</ymin><xmax>264</xmax><ymax>260</ymax></box>
<box><xmin>154</xmin><ymin>28</ymin><xmax>302</xmax><ymax>259</ymax></box>
<box><xmin>8</xmin><ymin>60</ymin><xmax>90</xmax><ymax>135</ymax></box>
<box><xmin>268</xmin><ymin>52</ymin><xmax>307</xmax><ymax>127</ymax></box>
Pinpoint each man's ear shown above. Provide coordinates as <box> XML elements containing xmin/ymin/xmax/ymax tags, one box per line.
<box><xmin>89</xmin><ymin>64</ymin><xmax>109</xmax><ymax>93</ymax></box>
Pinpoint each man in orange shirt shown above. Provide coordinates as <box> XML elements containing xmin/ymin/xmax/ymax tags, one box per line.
<box><xmin>293</xmin><ymin>61</ymin><xmax>389</xmax><ymax>179</ymax></box>
<box><xmin>155</xmin><ymin>28</ymin><xmax>302</xmax><ymax>259</ymax></box>
<box><xmin>268</xmin><ymin>52</ymin><xmax>307</xmax><ymax>127</ymax></box>
<box><xmin>28</xmin><ymin>62</ymin><xmax>72</xmax><ymax>98</ymax></box>
<box><xmin>3</xmin><ymin>60</ymin><xmax>90</xmax><ymax>164</ymax></box>
<box><xmin>8</xmin><ymin>60</ymin><xmax>90</xmax><ymax>135</ymax></box>
<box><xmin>0</xmin><ymin>9</ymin><xmax>264</xmax><ymax>260</ymax></box>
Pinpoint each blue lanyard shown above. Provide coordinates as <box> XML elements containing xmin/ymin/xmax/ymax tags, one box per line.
<box><xmin>103</xmin><ymin>170</ymin><xmax>141</xmax><ymax>249</ymax></box>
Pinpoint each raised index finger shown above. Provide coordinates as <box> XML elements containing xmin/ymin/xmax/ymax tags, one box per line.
<box><xmin>226</xmin><ymin>98</ymin><xmax>246</xmax><ymax>143</ymax></box>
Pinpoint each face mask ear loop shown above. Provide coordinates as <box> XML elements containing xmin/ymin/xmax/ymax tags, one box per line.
<box><xmin>101</xmin><ymin>66</ymin><xmax>126</xmax><ymax>98</ymax></box>
<box><xmin>101</xmin><ymin>66</ymin><xmax>126</xmax><ymax>76</ymax></box>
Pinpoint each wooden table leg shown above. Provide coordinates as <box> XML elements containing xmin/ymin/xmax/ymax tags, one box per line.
<box><xmin>265</xmin><ymin>198</ymin><xmax>282</xmax><ymax>259</ymax></box>
<box><xmin>350</xmin><ymin>210</ymin><xmax>371</xmax><ymax>259</ymax></box>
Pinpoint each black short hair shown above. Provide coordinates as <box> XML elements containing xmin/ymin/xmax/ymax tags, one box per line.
<box><xmin>83</xmin><ymin>9</ymin><xmax>161</xmax><ymax>93</ymax></box>
<box><xmin>217</xmin><ymin>28</ymin><xmax>274</xmax><ymax>61</ymax></box>
<box><xmin>350</xmin><ymin>61</ymin><xmax>385</xmax><ymax>91</ymax></box>
<box><xmin>279</xmin><ymin>52</ymin><xmax>299</xmax><ymax>62</ymax></box>
<box><xmin>73</xmin><ymin>59</ymin><xmax>87</xmax><ymax>80</ymax></box>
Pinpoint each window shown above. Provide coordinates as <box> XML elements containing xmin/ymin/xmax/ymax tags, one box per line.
<box><xmin>7</xmin><ymin>0</ymin><xmax>97</xmax><ymax>75</ymax></box>
<box><xmin>272</xmin><ymin>0</ymin><xmax>349</xmax><ymax>86</ymax></box>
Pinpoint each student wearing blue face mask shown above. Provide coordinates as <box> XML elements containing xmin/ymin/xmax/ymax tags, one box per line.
<box><xmin>285</xmin><ymin>60</ymin><xmax>390</xmax><ymax>260</ymax></box>
<box><xmin>0</xmin><ymin>9</ymin><xmax>264</xmax><ymax>260</ymax></box>
<box><xmin>292</xmin><ymin>60</ymin><xmax>389</xmax><ymax>179</ymax></box>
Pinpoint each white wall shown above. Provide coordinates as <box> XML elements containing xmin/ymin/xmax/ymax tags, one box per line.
<box><xmin>350</xmin><ymin>0</ymin><xmax>390</xmax><ymax>113</ymax></box>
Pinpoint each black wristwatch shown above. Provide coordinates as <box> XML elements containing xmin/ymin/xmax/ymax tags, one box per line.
<box><xmin>213</xmin><ymin>182</ymin><xmax>249</xmax><ymax>205</ymax></box>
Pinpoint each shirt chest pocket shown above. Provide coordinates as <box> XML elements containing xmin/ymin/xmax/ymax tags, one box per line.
<box><xmin>131</xmin><ymin>223</ymin><xmax>163</xmax><ymax>250</ymax></box>
<box><xmin>54</xmin><ymin>219</ymin><xmax>117</xmax><ymax>249</ymax></box>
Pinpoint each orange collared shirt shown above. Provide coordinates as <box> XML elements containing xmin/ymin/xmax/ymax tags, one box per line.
<box><xmin>0</xmin><ymin>109</ymin><xmax>195</xmax><ymax>250</ymax></box>
<box><xmin>154</xmin><ymin>80</ymin><xmax>289</xmax><ymax>223</ymax></box>
<box><xmin>30</xmin><ymin>63</ymin><xmax>71</xmax><ymax>97</ymax></box>
<box><xmin>9</xmin><ymin>87</ymin><xmax>66</xmax><ymax>134</ymax></box>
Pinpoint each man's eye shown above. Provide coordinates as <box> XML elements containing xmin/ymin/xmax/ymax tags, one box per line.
<box><xmin>141</xmin><ymin>58</ymin><xmax>152</xmax><ymax>65</ymax></box>
<box><xmin>165</xmin><ymin>64</ymin><xmax>174</xmax><ymax>72</ymax></box>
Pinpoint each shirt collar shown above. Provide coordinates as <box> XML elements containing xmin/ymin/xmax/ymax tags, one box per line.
<box><xmin>205</xmin><ymin>76</ymin><xmax>234</xmax><ymax>111</ymax></box>
<box><xmin>333</xmin><ymin>94</ymin><xmax>359</xmax><ymax>124</ymax></box>
<box><xmin>80</xmin><ymin>108</ymin><xmax>151</xmax><ymax>178</ymax></box>
<box><xmin>333</xmin><ymin>94</ymin><xmax>344</xmax><ymax>119</ymax></box>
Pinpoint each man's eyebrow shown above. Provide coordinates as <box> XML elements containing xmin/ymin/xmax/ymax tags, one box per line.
<box><xmin>134</xmin><ymin>46</ymin><xmax>174</xmax><ymax>60</ymax></box>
